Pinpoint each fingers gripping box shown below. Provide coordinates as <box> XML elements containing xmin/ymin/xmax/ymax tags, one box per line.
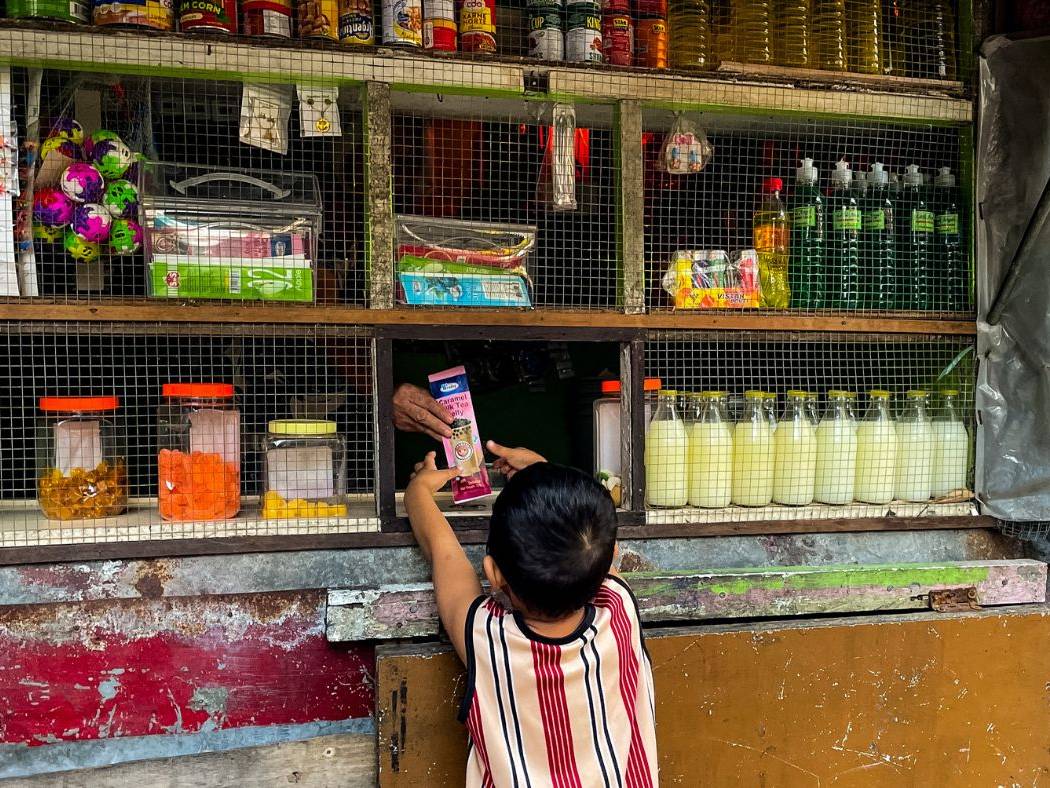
<box><xmin>428</xmin><ymin>366</ymin><xmax>492</xmax><ymax>504</ymax></box>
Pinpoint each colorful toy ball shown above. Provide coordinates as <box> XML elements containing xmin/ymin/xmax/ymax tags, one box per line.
<box><xmin>60</xmin><ymin>163</ymin><xmax>105</xmax><ymax>203</ymax></box>
<box><xmin>101</xmin><ymin>179</ymin><xmax>139</xmax><ymax>218</ymax></box>
<box><xmin>109</xmin><ymin>218</ymin><xmax>143</xmax><ymax>255</ymax></box>
<box><xmin>40</xmin><ymin>136</ymin><xmax>82</xmax><ymax>162</ymax></box>
<box><xmin>64</xmin><ymin>227</ymin><xmax>101</xmax><ymax>263</ymax></box>
<box><xmin>90</xmin><ymin>138</ymin><xmax>133</xmax><ymax>180</ymax></box>
<box><xmin>83</xmin><ymin>129</ymin><xmax>120</xmax><ymax>158</ymax></box>
<box><xmin>49</xmin><ymin>118</ymin><xmax>85</xmax><ymax>145</ymax></box>
<box><xmin>33</xmin><ymin>223</ymin><xmax>64</xmax><ymax>243</ymax></box>
<box><xmin>72</xmin><ymin>203</ymin><xmax>113</xmax><ymax>243</ymax></box>
<box><xmin>33</xmin><ymin>187</ymin><xmax>75</xmax><ymax>227</ymax></box>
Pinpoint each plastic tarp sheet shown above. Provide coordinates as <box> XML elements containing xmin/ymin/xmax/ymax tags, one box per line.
<box><xmin>976</xmin><ymin>35</ymin><xmax>1050</xmax><ymax>520</ymax></box>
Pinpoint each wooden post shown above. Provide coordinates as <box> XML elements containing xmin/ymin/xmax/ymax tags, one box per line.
<box><xmin>617</xmin><ymin>100</ymin><xmax>646</xmax><ymax>315</ymax></box>
<box><xmin>373</xmin><ymin>335</ymin><xmax>396</xmax><ymax>523</ymax></box>
<box><xmin>364</xmin><ymin>82</ymin><xmax>394</xmax><ymax>310</ymax></box>
<box><xmin>622</xmin><ymin>337</ymin><xmax>646</xmax><ymax>511</ymax></box>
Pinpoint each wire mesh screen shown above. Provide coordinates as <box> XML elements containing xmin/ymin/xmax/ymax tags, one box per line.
<box><xmin>0</xmin><ymin>323</ymin><xmax>377</xmax><ymax>548</ymax></box>
<box><xmin>391</xmin><ymin>97</ymin><xmax>618</xmax><ymax>310</ymax></box>
<box><xmin>644</xmin><ymin>112</ymin><xmax>968</xmax><ymax>316</ymax></box>
<box><xmin>8</xmin><ymin>67</ymin><xmax>366</xmax><ymax>305</ymax></box>
<box><xmin>642</xmin><ymin>331</ymin><xmax>974</xmax><ymax>522</ymax></box>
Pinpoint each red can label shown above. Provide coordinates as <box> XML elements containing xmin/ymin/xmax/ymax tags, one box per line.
<box><xmin>601</xmin><ymin>12</ymin><xmax>632</xmax><ymax>65</ymax></box>
<box><xmin>423</xmin><ymin>0</ymin><xmax>456</xmax><ymax>50</ymax></box>
<box><xmin>179</xmin><ymin>0</ymin><xmax>237</xmax><ymax>31</ymax></box>
<box><xmin>457</xmin><ymin>0</ymin><xmax>496</xmax><ymax>52</ymax></box>
<box><xmin>600</xmin><ymin>0</ymin><xmax>627</xmax><ymax>11</ymax></box>
<box><xmin>242</xmin><ymin>0</ymin><xmax>291</xmax><ymax>35</ymax></box>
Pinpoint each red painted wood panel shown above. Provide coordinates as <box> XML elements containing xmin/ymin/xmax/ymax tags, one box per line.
<box><xmin>0</xmin><ymin>591</ymin><xmax>373</xmax><ymax>746</ymax></box>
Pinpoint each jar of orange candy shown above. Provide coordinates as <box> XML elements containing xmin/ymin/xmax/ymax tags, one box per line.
<box><xmin>37</xmin><ymin>396</ymin><xmax>127</xmax><ymax>521</ymax></box>
<box><xmin>157</xmin><ymin>383</ymin><xmax>241</xmax><ymax>521</ymax></box>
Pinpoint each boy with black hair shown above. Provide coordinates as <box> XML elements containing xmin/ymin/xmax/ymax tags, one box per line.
<box><xmin>406</xmin><ymin>441</ymin><xmax>658</xmax><ymax>788</ymax></box>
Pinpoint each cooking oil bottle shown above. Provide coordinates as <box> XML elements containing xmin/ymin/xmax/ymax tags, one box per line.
<box><xmin>669</xmin><ymin>0</ymin><xmax>713</xmax><ymax>69</ymax></box>
<box><xmin>754</xmin><ymin>176</ymin><xmax>790</xmax><ymax>308</ymax></box>
<box><xmin>813</xmin><ymin>0</ymin><xmax>846</xmax><ymax>71</ymax></box>
<box><xmin>776</xmin><ymin>0</ymin><xmax>811</xmax><ymax>67</ymax></box>
<box><xmin>847</xmin><ymin>0</ymin><xmax>882</xmax><ymax>73</ymax></box>
<box><xmin>732</xmin><ymin>0</ymin><xmax>772</xmax><ymax>64</ymax></box>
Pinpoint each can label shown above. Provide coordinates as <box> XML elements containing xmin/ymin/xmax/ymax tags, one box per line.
<box><xmin>423</xmin><ymin>0</ymin><xmax>456</xmax><ymax>50</ymax></box>
<box><xmin>526</xmin><ymin>0</ymin><xmax>559</xmax><ymax>7</ymax></box>
<box><xmin>601</xmin><ymin>12</ymin><xmax>632</xmax><ymax>65</ymax></box>
<box><xmin>600</xmin><ymin>0</ymin><xmax>627</xmax><ymax>11</ymax></box>
<box><xmin>457</xmin><ymin>0</ymin><xmax>496</xmax><ymax>52</ymax></box>
<box><xmin>179</xmin><ymin>0</ymin><xmax>237</xmax><ymax>31</ymax></box>
<box><xmin>94</xmin><ymin>0</ymin><xmax>173</xmax><ymax>28</ymax></box>
<box><xmin>242</xmin><ymin>0</ymin><xmax>291</xmax><ymax>35</ymax></box>
<box><xmin>298</xmin><ymin>0</ymin><xmax>339</xmax><ymax>38</ymax></box>
<box><xmin>565</xmin><ymin>15</ymin><xmax>601</xmax><ymax>62</ymax></box>
<box><xmin>382</xmin><ymin>0</ymin><xmax>422</xmax><ymax>46</ymax></box>
<box><xmin>528</xmin><ymin>17</ymin><xmax>563</xmax><ymax>60</ymax></box>
<box><xmin>10</xmin><ymin>0</ymin><xmax>88</xmax><ymax>21</ymax></box>
<box><xmin>340</xmin><ymin>0</ymin><xmax>375</xmax><ymax>43</ymax></box>
<box><xmin>633</xmin><ymin>0</ymin><xmax>664</xmax><ymax>16</ymax></box>
<box><xmin>634</xmin><ymin>17</ymin><xmax>666</xmax><ymax>68</ymax></box>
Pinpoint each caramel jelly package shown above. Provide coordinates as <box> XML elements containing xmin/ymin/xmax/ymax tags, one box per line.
<box><xmin>428</xmin><ymin>365</ymin><xmax>492</xmax><ymax>504</ymax></box>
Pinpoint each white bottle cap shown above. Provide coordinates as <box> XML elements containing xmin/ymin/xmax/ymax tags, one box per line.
<box><xmin>832</xmin><ymin>159</ymin><xmax>852</xmax><ymax>185</ymax></box>
<box><xmin>935</xmin><ymin>166</ymin><xmax>956</xmax><ymax>187</ymax></box>
<box><xmin>869</xmin><ymin>161</ymin><xmax>889</xmax><ymax>186</ymax></box>
<box><xmin>855</xmin><ymin>170</ymin><xmax>867</xmax><ymax>184</ymax></box>
<box><xmin>903</xmin><ymin>163</ymin><xmax>923</xmax><ymax>186</ymax></box>
<box><xmin>796</xmin><ymin>157</ymin><xmax>818</xmax><ymax>184</ymax></box>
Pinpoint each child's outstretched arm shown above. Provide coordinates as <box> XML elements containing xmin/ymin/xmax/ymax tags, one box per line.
<box><xmin>405</xmin><ymin>452</ymin><xmax>482</xmax><ymax>664</ymax></box>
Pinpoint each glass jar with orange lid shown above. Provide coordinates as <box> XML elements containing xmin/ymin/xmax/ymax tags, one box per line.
<box><xmin>36</xmin><ymin>396</ymin><xmax>127</xmax><ymax>520</ymax></box>
<box><xmin>157</xmin><ymin>383</ymin><xmax>240</xmax><ymax>521</ymax></box>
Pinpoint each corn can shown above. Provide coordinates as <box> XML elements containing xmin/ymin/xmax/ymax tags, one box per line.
<box><xmin>93</xmin><ymin>0</ymin><xmax>174</xmax><ymax>29</ymax></box>
<box><xmin>527</xmin><ymin>6</ymin><xmax>563</xmax><ymax>60</ymax></box>
<box><xmin>297</xmin><ymin>0</ymin><xmax>339</xmax><ymax>37</ymax></box>
<box><xmin>9</xmin><ymin>0</ymin><xmax>88</xmax><ymax>22</ymax></box>
<box><xmin>383</xmin><ymin>0</ymin><xmax>423</xmax><ymax>45</ymax></box>
<box><xmin>601</xmin><ymin>11</ymin><xmax>632</xmax><ymax>65</ymax></box>
<box><xmin>635</xmin><ymin>17</ymin><xmax>667</xmax><ymax>68</ymax></box>
<box><xmin>340</xmin><ymin>0</ymin><xmax>375</xmax><ymax>43</ymax></box>
<box><xmin>457</xmin><ymin>0</ymin><xmax>496</xmax><ymax>52</ymax></box>
<box><xmin>178</xmin><ymin>0</ymin><xmax>237</xmax><ymax>31</ymax></box>
<box><xmin>423</xmin><ymin>0</ymin><xmax>456</xmax><ymax>51</ymax></box>
<box><xmin>242</xmin><ymin>0</ymin><xmax>291</xmax><ymax>35</ymax></box>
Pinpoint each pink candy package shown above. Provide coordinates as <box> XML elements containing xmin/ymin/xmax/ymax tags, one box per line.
<box><xmin>428</xmin><ymin>365</ymin><xmax>492</xmax><ymax>504</ymax></box>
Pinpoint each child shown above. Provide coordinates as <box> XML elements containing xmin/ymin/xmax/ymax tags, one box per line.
<box><xmin>406</xmin><ymin>441</ymin><xmax>658</xmax><ymax>788</ymax></box>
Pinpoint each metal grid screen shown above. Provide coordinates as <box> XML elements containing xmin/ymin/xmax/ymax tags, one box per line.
<box><xmin>642</xmin><ymin>332</ymin><xmax>974</xmax><ymax>523</ymax></box>
<box><xmin>0</xmin><ymin>323</ymin><xmax>377</xmax><ymax>547</ymax></box>
<box><xmin>644</xmin><ymin>112</ymin><xmax>968</xmax><ymax>316</ymax></box>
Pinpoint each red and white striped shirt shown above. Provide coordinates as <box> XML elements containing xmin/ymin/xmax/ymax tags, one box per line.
<box><xmin>460</xmin><ymin>575</ymin><xmax>658</xmax><ymax>788</ymax></box>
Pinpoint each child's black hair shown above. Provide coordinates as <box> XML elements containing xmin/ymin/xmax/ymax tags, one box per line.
<box><xmin>487</xmin><ymin>462</ymin><xmax>617</xmax><ymax>619</ymax></box>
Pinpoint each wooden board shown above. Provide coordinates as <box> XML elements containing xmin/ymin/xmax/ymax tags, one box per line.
<box><xmin>375</xmin><ymin>606</ymin><xmax>1050</xmax><ymax>786</ymax></box>
<box><xmin>8</xmin><ymin>733</ymin><xmax>375</xmax><ymax>787</ymax></box>
<box><xmin>327</xmin><ymin>559</ymin><xmax>1047</xmax><ymax>641</ymax></box>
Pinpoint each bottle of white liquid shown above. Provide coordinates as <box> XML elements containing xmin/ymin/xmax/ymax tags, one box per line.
<box><xmin>855</xmin><ymin>389</ymin><xmax>897</xmax><ymax>504</ymax></box>
<box><xmin>894</xmin><ymin>390</ymin><xmax>934</xmax><ymax>502</ymax></box>
<box><xmin>732</xmin><ymin>391</ymin><xmax>775</xmax><ymax>507</ymax></box>
<box><xmin>803</xmin><ymin>391</ymin><xmax>820</xmax><ymax>427</ymax></box>
<box><xmin>773</xmin><ymin>391</ymin><xmax>816</xmax><ymax>505</ymax></box>
<box><xmin>645</xmin><ymin>390</ymin><xmax>688</xmax><ymax>508</ymax></box>
<box><xmin>931</xmin><ymin>389</ymin><xmax>968</xmax><ymax>497</ymax></box>
<box><xmin>687</xmin><ymin>391</ymin><xmax>733</xmax><ymax>508</ymax></box>
<box><xmin>815</xmin><ymin>390</ymin><xmax>858</xmax><ymax>505</ymax></box>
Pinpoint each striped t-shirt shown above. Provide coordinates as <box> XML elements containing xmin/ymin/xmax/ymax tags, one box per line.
<box><xmin>459</xmin><ymin>575</ymin><xmax>658</xmax><ymax>788</ymax></box>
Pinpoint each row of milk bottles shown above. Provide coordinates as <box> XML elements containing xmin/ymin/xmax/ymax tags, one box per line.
<box><xmin>644</xmin><ymin>389</ymin><xmax>968</xmax><ymax>509</ymax></box>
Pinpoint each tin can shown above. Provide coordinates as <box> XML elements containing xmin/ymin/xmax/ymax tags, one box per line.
<box><xmin>179</xmin><ymin>0</ymin><xmax>237</xmax><ymax>31</ymax></box>
<box><xmin>242</xmin><ymin>0</ymin><xmax>291</xmax><ymax>35</ymax></box>
<box><xmin>565</xmin><ymin>2</ymin><xmax>601</xmax><ymax>63</ymax></box>
<box><xmin>339</xmin><ymin>0</ymin><xmax>375</xmax><ymax>43</ymax></box>
<box><xmin>600</xmin><ymin>0</ymin><xmax>627</xmax><ymax>11</ymax></box>
<box><xmin>635</xmin><ymin>17</ymin><xmax>667</xmax><ymax>68</ymax></box>
<box><xmin>601</xmin><ymin>11</ymin><xmax>631</xmax><ymax>65</ymax></box>
<box><xmin>298</xmin><ymin>0</ymin><xmax>338</xmax><ymax>38</ymax></box>
<box><xmin>383</xmin><ymin>0</ymin><xmax>423</xmax><ymax>46</ymax></box>
<box><xmin>9</xmin><ymin>0</ymin><xmax>89</xmax><ymax>21</ymax></box>
<box><xmin>527</xmin><ymin>7</ymin><xmax>562</xmax><ymax>60</ymax></box>
<box><xmin>93</xmin><ymin>0</ymin><xmax>173</xmax><ymax>28</ymax></box>
<box><xmin>457</xmin><ymin>0</ymin><xmax>496</xmax><ymax>53</ymax></box>
<box><xmin>423</xmin><ymin>0</ymin><xmax>456</xmax><ymax>51</ymax></box>
<box><xmin>633</xmin><ymin>0</ymin><xmax>664</xmax><ymax>16</ymax></box>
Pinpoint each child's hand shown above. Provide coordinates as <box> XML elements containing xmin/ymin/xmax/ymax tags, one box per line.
<box><xmin>486</xmin><ymin>441</ymin><xmax>546</xmax><ymax>480</ymax></box>
<box><xmin>408</xmin><ymin>451</ymin><xmax>462</xmax><ymax>495</ymax></box>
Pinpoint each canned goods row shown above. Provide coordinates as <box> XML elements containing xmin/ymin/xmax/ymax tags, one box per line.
<box><xmin>525</xmin><ymin>1</ymin><xmax>666</xmax><ymax>69</ymax></box>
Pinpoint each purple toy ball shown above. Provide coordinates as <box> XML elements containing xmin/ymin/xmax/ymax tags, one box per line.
<box><xmin>60</xmin><ymin>163</ymin><xmax>105</xmax><ymax>204</ymax></box>
<box><xmin>90</xmin><ymin>138</ymin><xmax>134</xmax><ymax>180</ymax></box>
<box><xmin>48</xmin><ymin>118</ymin><xmax>85</xmax><ymax>145</ymax></box>
<box><xmin>32</xmin><ymin>187</ymin><xmax>75</xmax><ymax>227</ymax></box>
<box><xmin>40</xmin><ymin>137</ymin><xmax>82</xmax><ymax>163</ymax></box>
<box><xmin>109</xmin><ymin>218</ymin><xmax>143</xmax><ymax>255</ymax></box>
<box><xmin>72</xmin><ymin>203</ymin><xmax>113</xmax><ymax>244</ymax></box>
<box><xmin>82</xmin><ymin>129</ymin><xmax>121</xmax><ymax>158</ymax></box>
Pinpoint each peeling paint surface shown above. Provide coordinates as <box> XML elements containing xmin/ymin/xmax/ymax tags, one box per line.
<box><xmin>0</xmin><ymin>591</ymin><xmax>374</xmax><ymax>746</ymax></box>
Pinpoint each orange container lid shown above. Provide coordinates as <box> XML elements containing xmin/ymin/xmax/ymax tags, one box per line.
<box><xmin>162</xmin><ymin>383</ymin><xmax>235</xmax><ymax>399</ymax></box>
<box><xmin>39</xmin><ymin>396</ymin><xmax>119</xmax><ymax>412</ymax></box>
<box><xmin>600</xmin><ymin>377</ymin><xmax>662</xmax><ymax>395</ymax></box>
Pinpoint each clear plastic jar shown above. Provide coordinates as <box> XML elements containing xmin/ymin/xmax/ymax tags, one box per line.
<box><xmin>37</xmin><ymin>396</ymin><xmax>127</xmax><ymax>520</ymax></box>
<box><xmin>261</xmin><ymin>420</ymin><xmax>347</xmax><ymax>519</ymax></box>
<box><xmin>592</xmin><ymin>377</ymin><xmax>661</xmax><ymax>477</ymax></box>
<box><xmin>158</xmin><ymin>383</ymin><xmax>240</xmax><ymax>521</ymax></box>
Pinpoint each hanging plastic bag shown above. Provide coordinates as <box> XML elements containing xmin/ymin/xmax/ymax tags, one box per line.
<box><xmin>658</xmin><ymin>113</ymin><xmax>714</xmax><ymax>174</ymax></box>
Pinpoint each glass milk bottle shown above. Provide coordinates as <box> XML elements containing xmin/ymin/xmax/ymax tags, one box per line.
<box><xmin>803</xmin><ymin>392</ymin><xmax>820</xmax><ymax>427</ymax></box>
<box><xmin>894</xmin><ymin>390</ymin><xmax>934</xmax><ymax>502</ymax></box>
<box><xmin>773</xmin><ymin>391</ymin><xmax>816</xmax><ymax>505</ymax></box>
<box><xmin>814</xmin><ymin>390</ymin><xmax>858</xmax><ymax>504</ymax></box>
<box><xmin>855</xmin><ymin>389</ymin><xmax>897</xmax><ymax>504</ymax></box>
<box><xmin>931</xmin><ymin>389</ymin><xmax>969</xmax><ymax>497</ymax></box>
<box><xmin>687</xmin><ymin>392</ymin><xmax>733</xmax><ymax>508</ymax></box>
<box><xmin>645</xmin><ymin>390</ymin><xmax>689</xmax><ymax>507</ymax></box>
<box><xmin>732</xmin><ymin>391</ymin><xmax>775</xmax><ymax>506</ymax></box>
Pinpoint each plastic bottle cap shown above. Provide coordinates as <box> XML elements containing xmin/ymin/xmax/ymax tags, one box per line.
<box><xmin>658</xmin><ymin>389</ymin><xmax>678</xmax><ymax>397</ymax></box>
<box><xmin>941</xmin><ymin>389</ymin><xmax>959</xmax><ymax>396</ymax></box>
<box><xmin>601</xmin><ymin>377</ymin><xmax>662</xmax><ymax>395</ymax></box>
<box><xmin>935</xmin><ymin>166</ymin><xmax>956</xmax><ymax>187</ymax></box>
<box><xmin>796</xmin><ymin>157</ymin><xmax>818</xmax><ymax>183</ymax></box>
<box><xmin>162</xmin><ymin>383</ymin><xmax>235</xmax><ymax>399</ymax></box>
<box><xmin>854</xmin><ymin>171</ymin><xmax>867</xmax><ymax>183</ymax></box>
<box><xmin>700</xmin><ymin>391</ymin><xmax>727</xmax><ymax>399</ymax></box>
<box><xmin>832</xmin><ymin>159</ymin><xmax>852</xmax><ymax>185</ymax></box>
<box><xmin>906</xmin><ymin>389</ymin><xmax>930</xmax><ymax>398</ymax></box>
<box><xmin>869</xmin><ymin>389</ymin><xmax>891</xmax><ymax>399</ymax></box>
<box><xmin>827</xmin><ymin>390</ymin><xmax>854</xmax><ymax>398</ymax></box>
<box><xmin>869</xmin><ymin>162</ymin><xmax>889</xmax><ymax>186</ymax></box>
<box><xmin>904</xmin><ymin>164</ymin><xmax>923</xmax><ymax>186</ymax></box>
<box><xmin>39</xmin><ymin>396</ymin><xmax>119</xmax><ymax>412</ymax></box>
<box><xmin>786</xmin><ymin>390</ymin><xmax>808</xmax><ymax>398</ymax></box>
<box><xmin>268</xmin><ymin>419</ymin><xmax>338</xmax><ymax>436</ymax></box>
<box><xmin>763</xmin><ymin>177</ymin><xmax>783</xmax><ymax>194</ymax></box>
<box><xmin>744</xmin><ymin>390</ymin><xmax>766</xmax><ymax>399</ymax></box>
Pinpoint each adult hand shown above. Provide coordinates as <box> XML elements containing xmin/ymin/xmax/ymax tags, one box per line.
<box><xmin>408</xmin><ymin>451</ymin><xmax>462</xmax><ymax>495</ymax></box>
<box><xmin>486</xmin><ymin>441</ymin><xmax>546</xmax><ymax>480</ymax></box>
<box><xmin>393</xmin><ymin>383</ymin><xmax>454</xmax><ymax>440</ymax></box>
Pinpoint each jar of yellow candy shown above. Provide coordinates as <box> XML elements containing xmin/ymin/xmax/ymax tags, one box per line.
<box><xmin>37</xmin><ymin>396</ymin><xmax>127</xmax><ymax>521</ymax></box>
<box><xmin>261</xmin><ymin>420</ymin><xmax>348</xmax><ymax>519</ymax></box>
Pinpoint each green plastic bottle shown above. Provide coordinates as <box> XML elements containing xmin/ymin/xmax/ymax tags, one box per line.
<box><xmin>826</xmin><ymin>160</ymin><xmax>860</xmax><ymax>310</ymax></box>
<box><xmin>898</xmin><ymin>164</ymin><xmax>933</xmax><ymax>311</ymax></box>
<box><xmin>789</xmin><ymin>158</ymin><xmax>825</xmax><ymax>309</ymax></box>
<box><xmin>934</xmin><ymin>166</ymin><xmax>966</xmax><ymax>311</ymax></box>
<box><xmin>862</xmin><ymin>162</ymin><xmax>896</xmax><ymax>310</ymax></box>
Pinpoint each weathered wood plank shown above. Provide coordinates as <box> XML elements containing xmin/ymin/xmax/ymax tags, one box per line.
<box><xmin>6</xmin><ymin>733</ymin><xmax>376</xmax><ymax>787</ymax></box>
<box><xmin>364</xmin><ymin>82</ymin><xmax>394</xmax><ymax>311</ymax></box>
<box><xmin>326</xmin><ymin>559</ymin><xmax>1047</xmax><ymax>641</ymax></box>
<box><xmin>617</xmin><ymin>100</ymin><xmax>645</xmax><ymax>315</ymax></box>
